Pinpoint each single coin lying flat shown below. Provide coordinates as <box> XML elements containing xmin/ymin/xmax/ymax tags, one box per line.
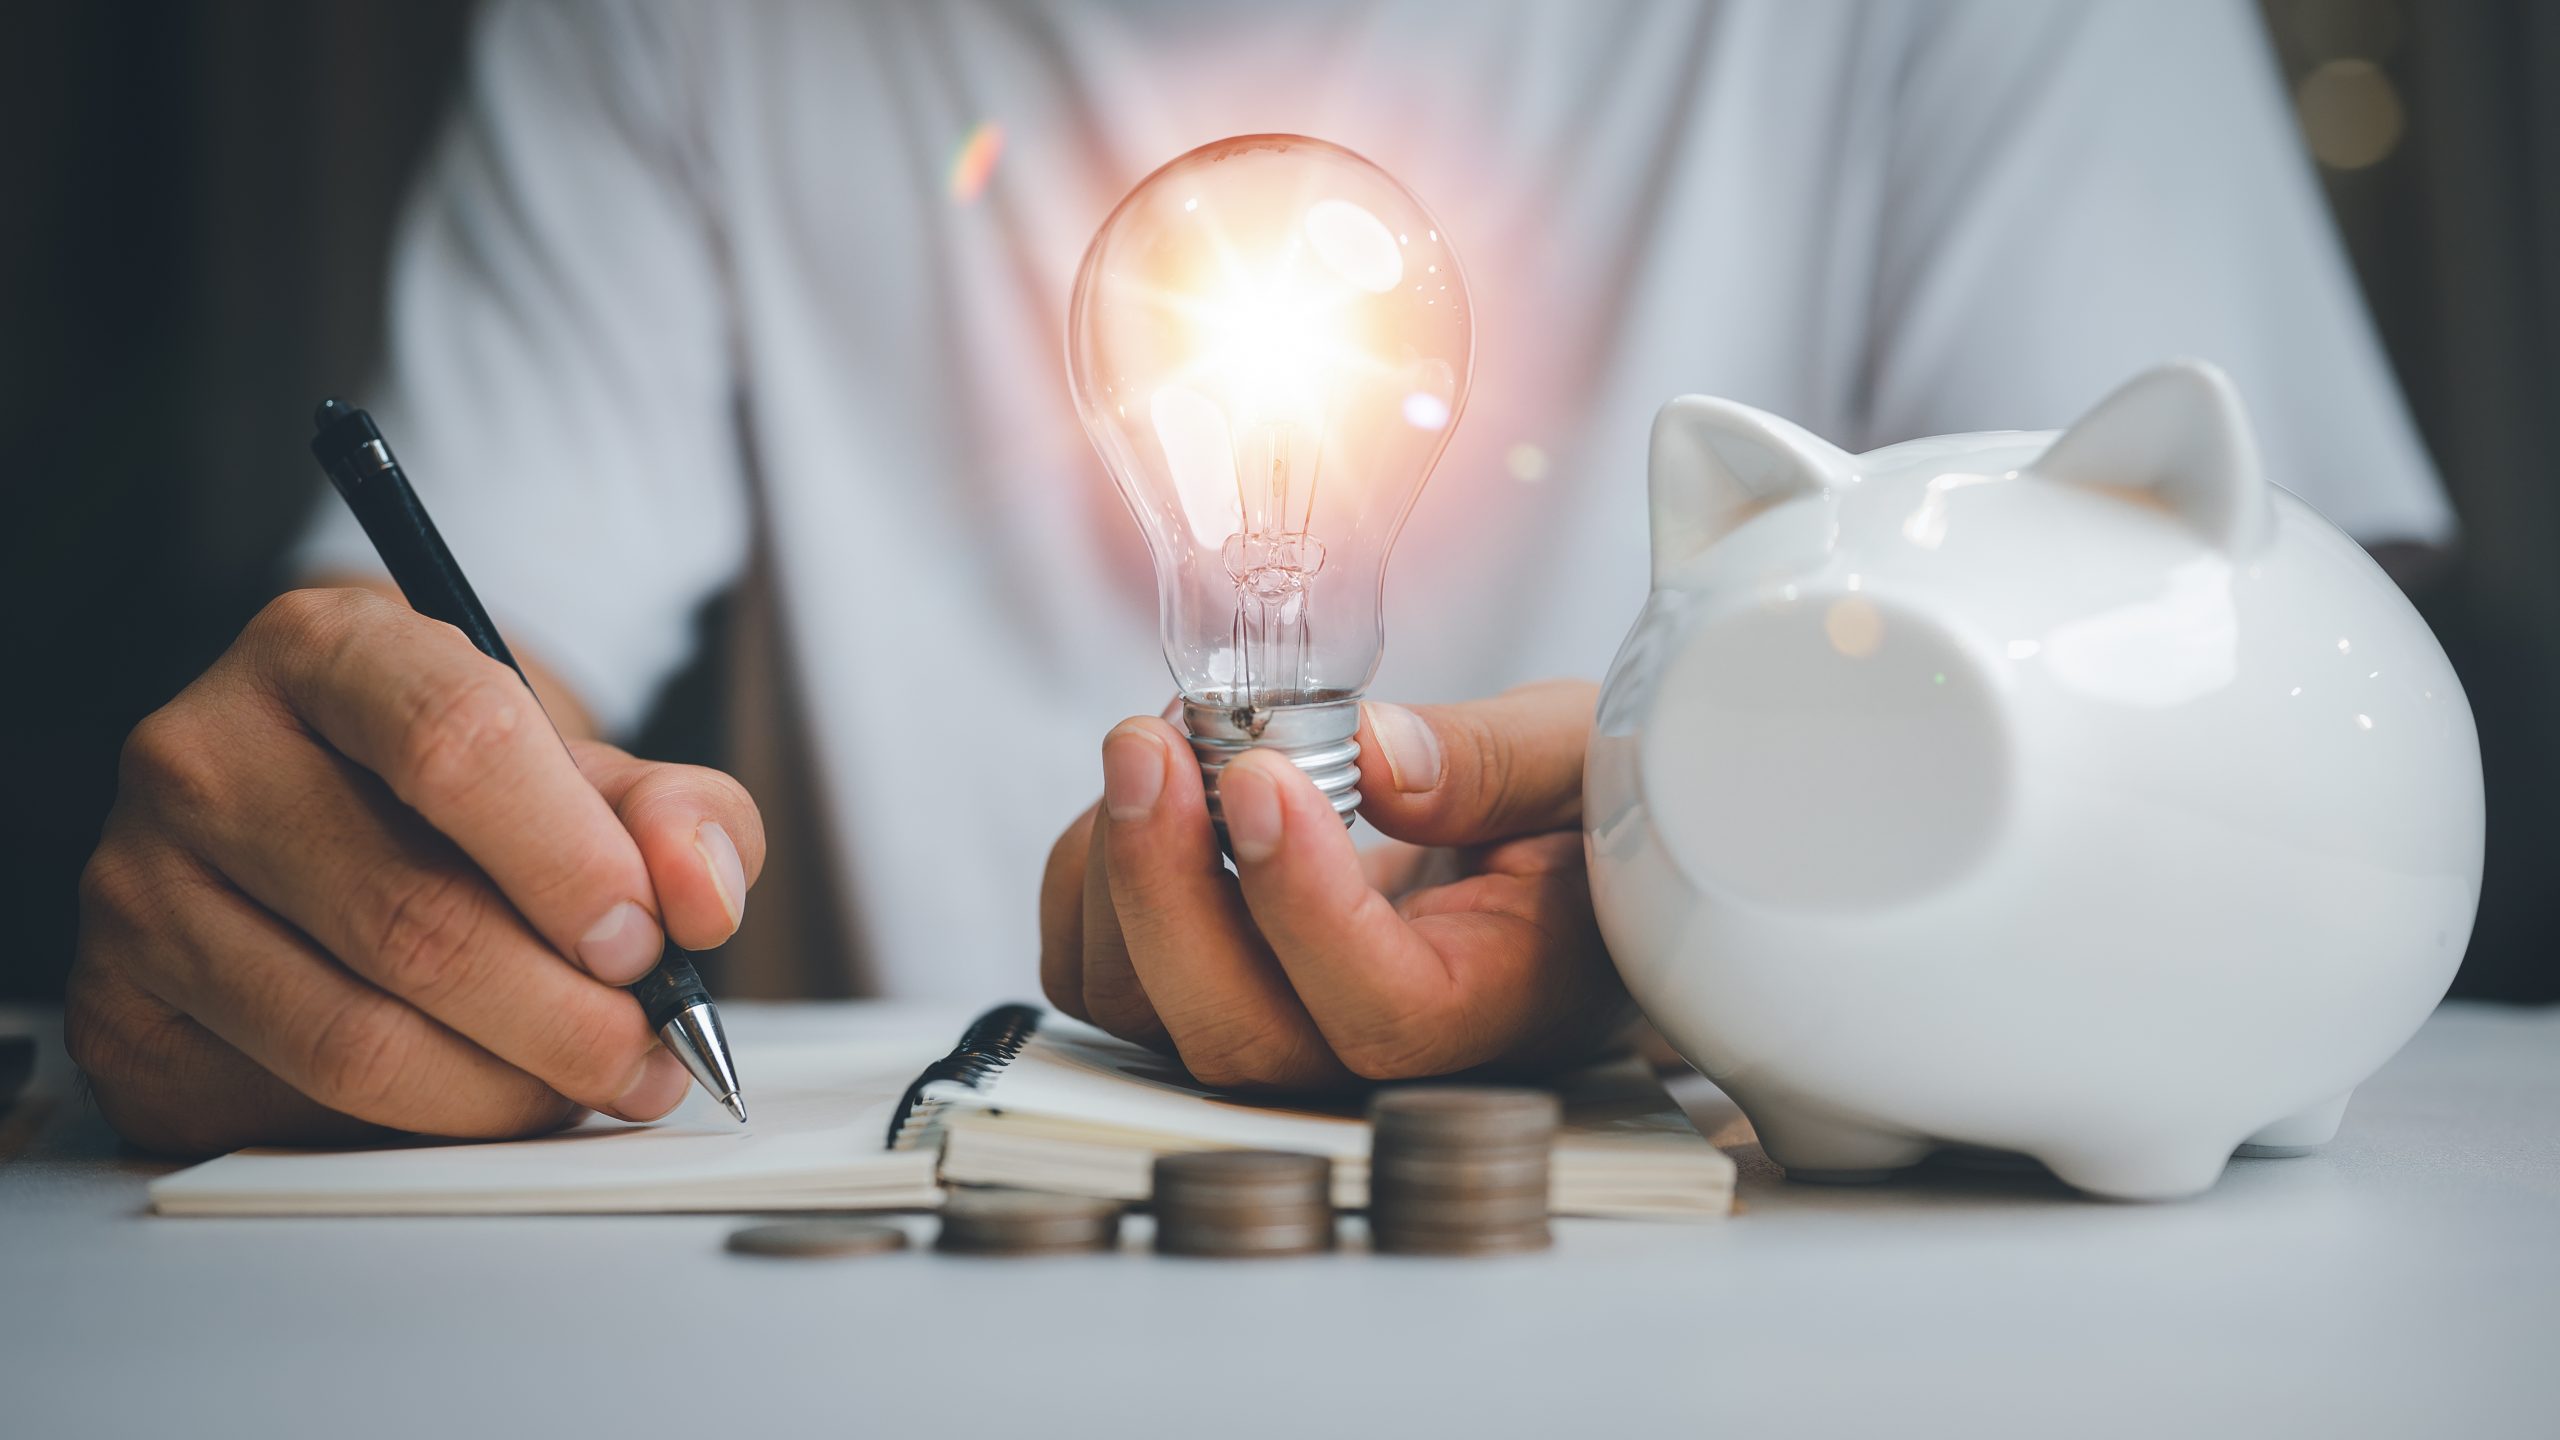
<box><xmin>725</xmin><ymin>1219</ymin><xmax>912</xmax><ymax>1259</ymax></box>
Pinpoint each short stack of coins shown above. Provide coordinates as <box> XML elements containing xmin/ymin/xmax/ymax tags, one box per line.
<box><xmin>1366</xmin><ymin>1086</ymin><xmax>1561</xmax><ymax>1256</ymax></box>
<box><xmin>1151</xmin><ymin>1150</ymin><xmax>1336</xmax><ymax>1257</ymax></box>
<box><xmin>934</xmin><ymin>1187</ymin><xmax>1124</xmax><ymax>1256</ymax></box>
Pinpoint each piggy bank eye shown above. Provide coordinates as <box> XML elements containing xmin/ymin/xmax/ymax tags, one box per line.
<box><xmin>1639</xmin><ymin>598</ymin><xmax>2011</xmax><ymax>911</ymax></box>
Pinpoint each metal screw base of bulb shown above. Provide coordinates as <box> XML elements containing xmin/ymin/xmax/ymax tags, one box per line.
<box><xmin>1184</xmin><ymin>698</ymin><xmax>1361</xmax><ymax>852</ymax></box>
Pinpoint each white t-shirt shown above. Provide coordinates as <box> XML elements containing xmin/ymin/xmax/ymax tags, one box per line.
<box><xmin>298</xmin><ymin>0</ymin><xmax>2455</xmax><ymax>1000</ymax></box>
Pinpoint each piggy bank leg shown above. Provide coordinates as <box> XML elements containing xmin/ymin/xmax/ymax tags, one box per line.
<box><xmin>2233</xmin><ymin>1092</ymin><xmax>2351</xmax><ymax>1159</ymax></box>
<box><xmin>1747</xmin><ymin>1104</ymin><xmax>1933</xmax><ymax>1184</ymax></box>
<box><xmin>2037</xmin><ymin>1142</ymin><xmax>2233</xmax><ymax>1201</ymax></box>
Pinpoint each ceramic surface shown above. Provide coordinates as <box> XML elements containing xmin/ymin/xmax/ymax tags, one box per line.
<box><xmin>1586</xmin><ymin>360</ymin><xmax>2484</xmax><ymax>1200</ymax></box>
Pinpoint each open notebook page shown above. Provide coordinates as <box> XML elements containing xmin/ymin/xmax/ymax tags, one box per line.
<box><xmin>150</xmin><ymin>1034</ymin><xmax>947</xmax><ymax>1217</ymax></box>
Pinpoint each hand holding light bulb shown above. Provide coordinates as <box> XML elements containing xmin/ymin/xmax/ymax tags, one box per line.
<box><xmin>1067</xmin><ymin>135</ymin><xmax>1472</xmax><ymax>834</ymax></box>
<box><xmin>1048</xmin><ymin>136</ymin><xmax>1631</xmax><ymax>1085</ymax></box>
<box><xmin>1040</xmin><ymin>680</ymin><xmax>1636</xmax><ymax>1089</ymax></box>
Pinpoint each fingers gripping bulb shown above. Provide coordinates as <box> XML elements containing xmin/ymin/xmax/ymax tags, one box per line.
<box><xmin>1184</xmin><ymin>698</ymin><xmax>1364</xmax><ymax>848</ymax></box>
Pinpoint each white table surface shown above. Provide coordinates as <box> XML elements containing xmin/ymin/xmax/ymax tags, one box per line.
<box><xmin>2</xmin><ymin>999</ymin><xmax>2554</xmax><ymax>1439</ymax></box>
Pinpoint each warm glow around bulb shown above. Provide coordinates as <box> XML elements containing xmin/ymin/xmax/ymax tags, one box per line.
<box><xmin>1138</xmin><ymin>198</ymin><xmax>1406</xmax><ymax>430</ymax></box>
<box><xmin>1068</xmin><ymin>135</ymin><xmax>1471</xmax><ymax>717</ymax></box>
<box><xmin>1181</xmin><ymin>274</ymin><xmax>1360</xmax><ymax>424</ymax></box>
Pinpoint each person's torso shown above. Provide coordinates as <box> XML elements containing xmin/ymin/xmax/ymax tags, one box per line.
<box><xmin>683</xmin><ymin>0</ymin><xmax>1908</xmax><ymax>996</ymax></box>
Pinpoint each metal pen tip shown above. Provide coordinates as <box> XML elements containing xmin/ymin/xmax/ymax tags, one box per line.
<box><xmin>658</xmin><ymin>998</ymin><xmax>746</xmax><ymax>1127</ymax></box>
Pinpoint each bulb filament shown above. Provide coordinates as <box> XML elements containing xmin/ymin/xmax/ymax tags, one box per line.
<box><xmin>1220</xmin><ymin>422</ymin><xmax>1328</xmax><ymax>723</ymax></box>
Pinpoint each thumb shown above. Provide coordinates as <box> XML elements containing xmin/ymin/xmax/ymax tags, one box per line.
<box><xmin>1353</xmin><ymin>679</ymin><xmax>1596</xmax><ymax>847</ymax></box>
<box><xmin>572</xmin><ymin>741</ymin><xmax>766</xmax><ymax>952</ymax></box>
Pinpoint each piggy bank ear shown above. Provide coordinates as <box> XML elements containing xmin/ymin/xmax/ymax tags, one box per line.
<box><xmin>2030</xmin><ymin>359</ymin><xmax>2273</xmax><ymax>555</ymax></box>
<box><xmin>1649</xmin><ymin>396</ymin><xmax>1852</xmax><ymax>584</ymax></box>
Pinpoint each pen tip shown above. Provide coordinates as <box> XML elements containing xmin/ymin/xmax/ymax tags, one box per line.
<box><xmin>313</xmin><ymin>397</ymin><xmax>353</xmax><ymax>432</ymax></box>
<box><xmin>722</xmin><ymin>1095</ymin><xmax>749</xmax><ymax>1125</ymax></box>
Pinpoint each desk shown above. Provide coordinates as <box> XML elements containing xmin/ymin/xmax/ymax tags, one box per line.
<box><xmin>3</xmin><ymin>1001</ymin><xmax>2554</xmax><ymax>1438</ymax></box>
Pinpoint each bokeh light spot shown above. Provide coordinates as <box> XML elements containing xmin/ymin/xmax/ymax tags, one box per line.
<box><xmin>1825</xmin><ymin>596</ymin><xmax>1883</xmax><ymax>659</ymax></box>
<box><xmin>2295</xmin><ymin>59</ymin><xmax>2404</xmax><ymax>171</ymax></box>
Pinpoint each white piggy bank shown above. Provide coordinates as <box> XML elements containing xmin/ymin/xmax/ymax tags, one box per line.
<box><xmin>1585</xmin><ymin>360</ymin><xmax>2484</xmax><ymax>1200</ymax></box>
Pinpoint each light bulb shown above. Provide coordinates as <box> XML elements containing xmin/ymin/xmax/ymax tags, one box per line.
<box><xmin>1067</xmin><ymin>135</ymin><xmax>1473</xmax><ymax>832</ymax></box>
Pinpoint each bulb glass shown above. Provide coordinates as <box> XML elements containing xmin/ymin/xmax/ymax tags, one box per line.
<box><xmin>1068</xmin><ymin>135</ymin><xmax>1473</xmax><ymax>724</ymax></box>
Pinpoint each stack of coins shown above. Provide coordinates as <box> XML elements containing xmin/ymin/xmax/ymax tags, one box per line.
<box><xmin>1151</xmin><ymin>1150</ymin><xmax>1336</xmax><ymax>1257</ymax></box>
<box><xmin>934</xmin><ymin>1187</ymin><xmax>1125</xmax><ymax>1256</ymax></box>
<box><xmin>1366</xmin><ymin>1086</ymin><xmax>1561</xmax><ymax>1255</ymax></box>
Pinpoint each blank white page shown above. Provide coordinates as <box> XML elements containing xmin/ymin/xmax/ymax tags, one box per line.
<box><xmin>151</xmin><ymin>1035</ymin><xmax>947</xmax><ymax>1216</ymax></box>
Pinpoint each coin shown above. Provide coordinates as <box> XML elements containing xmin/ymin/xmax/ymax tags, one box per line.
<box><xmin>1366</xmin><ymin>1189</ymin><xmax>1552</xmax><ymax>1227</ymax></box>
<box><xmin>1368</xmin><ymin>1151</ymin><xmax>1554</xmax><ymax>1189</ymax></box>
<box><xmin>1156</xmin><ymin>1221</ymin><xmax>1337</xmax><ymax>1257</ymax></box>
<box><xmin>1151</xmin><ymin>1149</ymin><xmax>1336</xmax><ymax>1257</ymax></box>
<box><xmin>1152</xmin><ymin>1192</ymin><xmax>1335</xmax><ymax>1220</ymax></box>
<box><xmin>724</xmin><ymin>1219</ymin><xmax>911</xmax><ymax>1259</ymax></box>
<box><xmin>1154</xmin><ymin>1149</ymin><xmax>1332</xmax><ymax>1186</ymax></box>
<box><xmin>936</xmin><ymin>1187</ymin><xmax>1125</xmax><ymax>1255</ymax></box>
<box><xmin>1152</xmin><ymin>1219</ymin><xmax>1331</xmax><ymax>1255</ymax></box>
<box><xmin>1368</xmin><ymin>1086</ymin><xmax>1561</xmax><ymax>1144</ymax></box>
<box><xmin>1152</xmin><ymin>1150</ymin><xmax>1333</xmax><ymax>1203</ymax></box>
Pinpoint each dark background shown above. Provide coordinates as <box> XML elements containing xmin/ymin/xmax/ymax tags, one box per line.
<box><xmin>5</xmin><ymin>1</ymin><xmax>2554</xmax><ymax>1003</ymax></box>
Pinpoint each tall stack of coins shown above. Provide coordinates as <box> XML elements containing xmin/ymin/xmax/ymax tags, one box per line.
<box><xmin>1366</xmin><ymin>1086</ymin><xmax>1561</xmax><ymax>1255</ymax></box>
<box><xmin>935</xmin><ymin>1187</ymin><xmax>1125</xmax><ymax>1255</ymax></box>
<box><xmin>1151</xmin><ymin>1150</ymin><xmax>1336</xmax><ymax>1257</ymax></box>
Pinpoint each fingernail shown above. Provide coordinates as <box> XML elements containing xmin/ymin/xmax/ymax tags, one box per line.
<box><xmin>695</xmin><ymin>821</ymin><xmax>748</xmax><ymax>934</ymax></box>
<box><xmin>576</xmin><ymin>900</ymin><xmax>661</xmax><ymax>983</ymax></box>
<box><xmin>1364</xmin><ymin>701</ymin><xmax>1443</xmax><ymax>794</ymax></box>
<box><xmin>1102</xmin><ymin>725</ymin><xmax>1166</xmax><ymax>822</ymax></box>
<box><xmin>1221</xmin><ymin>754</ymin><xmax>1284</xmax><ymax>863</ymax></box>
<box><xmin>609</xmin><ymin>1047</ymin><xmax>691</xmax><ymax>1122</ymax></box>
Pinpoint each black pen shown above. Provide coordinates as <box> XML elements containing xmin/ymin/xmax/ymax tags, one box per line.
<box><xmin>308</xmin><ymin>398</ymin><xmax>747</xmax><ymax>1124</ymax></box>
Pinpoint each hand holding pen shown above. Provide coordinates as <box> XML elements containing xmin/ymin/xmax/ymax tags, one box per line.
<box><xmin>61</xmin><ymin>408</ymin><xmax>759</xmax><ymax>1156</ymax></box>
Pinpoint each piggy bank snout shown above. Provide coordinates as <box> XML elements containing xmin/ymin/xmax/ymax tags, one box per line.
<box><xmin>1639</xmin><ymin>594</ymin><xmax>2011</xmax><ymax>911</ymax></box>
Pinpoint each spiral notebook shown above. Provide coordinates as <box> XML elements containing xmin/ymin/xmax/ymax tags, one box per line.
<box><xmin>894</xmin><ymin>1005</ymin><xmax>1736</xmax><ymax>1219</ymax></box>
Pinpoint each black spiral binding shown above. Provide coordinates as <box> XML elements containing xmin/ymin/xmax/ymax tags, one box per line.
<box><xmin>883</xmin><ymin>1002</ymin><xmax>1045</xmax><ymax>1150</ymax></box>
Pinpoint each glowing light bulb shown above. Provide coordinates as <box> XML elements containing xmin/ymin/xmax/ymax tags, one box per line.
<box><xmin>1067</xmin><ymin>135</ymin><xmax>1473</xmax><ymax>829</ymax></box>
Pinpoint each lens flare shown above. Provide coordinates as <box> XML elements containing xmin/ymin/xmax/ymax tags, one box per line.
<box><xmin>946</xmin><ymin>120</ymin><xmax>1004</xmax><ymax>204</ymax></box>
